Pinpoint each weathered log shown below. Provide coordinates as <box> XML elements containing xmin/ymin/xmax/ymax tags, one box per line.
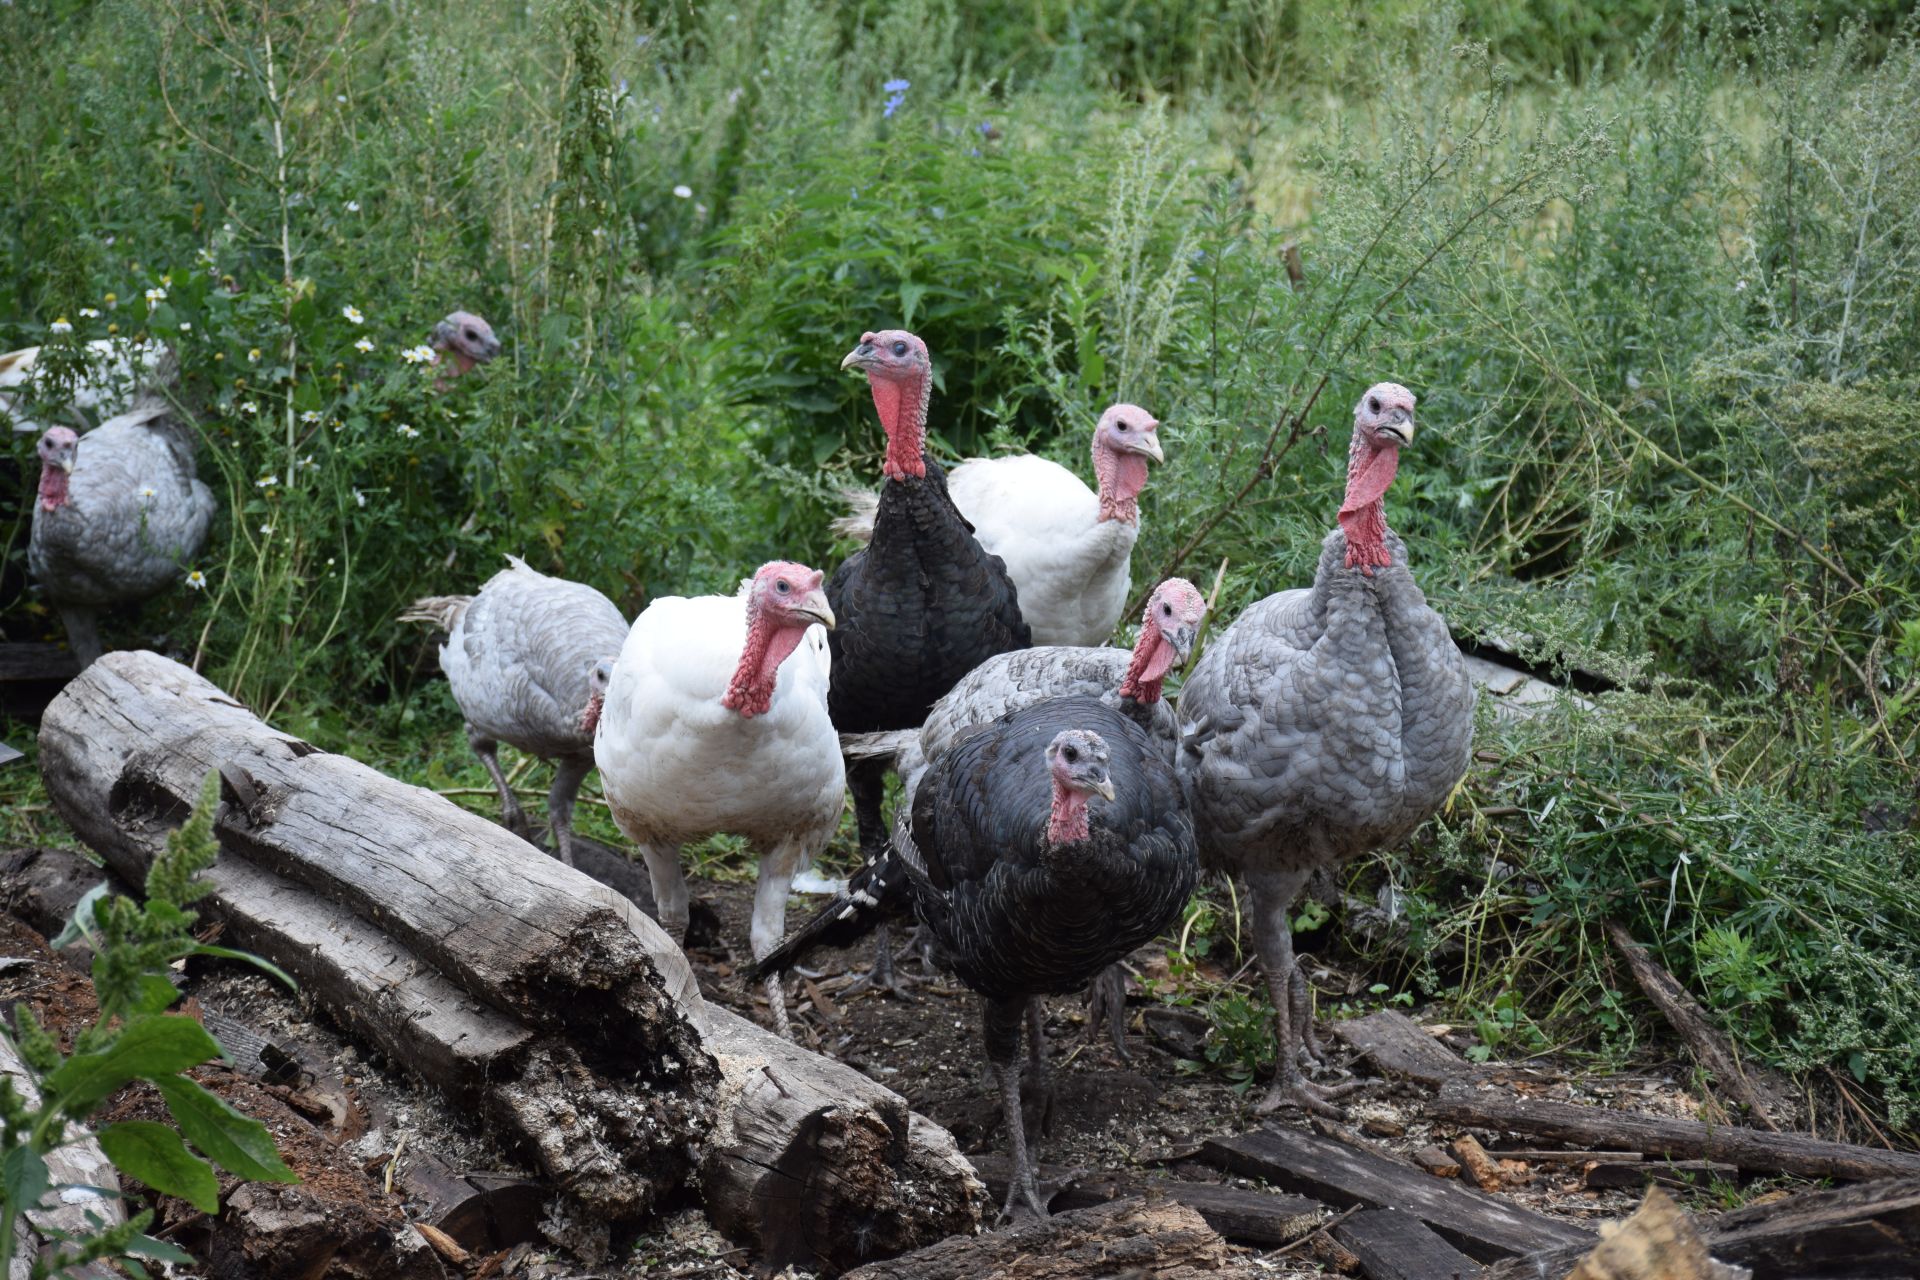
<box><xmin>966</xmin><ymin>1153</ymin><xmax>1324</xmax><ymax>1246</ymax></box>
<box><xmin>1</xmin><ymin>1030</ymin><xmax>123</xmax><ymax>1280</ymax></box>
<box><xmin>1332</xmin><ymin>1010</ymin><xmax>1476</xmax><ymax>1088</ymax></box>
<box><xmin>37</xmin><ymin>651</ymin><xmax>981</xmax><ymax>1271</ymax></box>
<box><xmin>1604</xmin><ymin>922</ymin><xmax>1785</xmax><ymax>1130</ymax></box>
<box><xmin>1432</xmin><ymin>1077</ymin><xmax>1920</xmax><ymax>1182</ymax></box>
<box><xmin>842</xmin><ymin>1197</ymin><xmax>1256</xmax><ymax>1280</ymax></box>
<box><xmin>1333</xmin><ymin>1208</ymin><xmax>1484</xmax><ymax>1280</ymax></box>
<box><xmin>1199</xmin><ymin>1127</ymin><xmax>1593</xmax><ymax>1261</ymax></box>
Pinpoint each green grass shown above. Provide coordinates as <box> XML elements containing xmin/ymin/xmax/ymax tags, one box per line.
<box><xmin>4</xmin><ymin>0</ymin><xmax>1920</xmax><ymax>1134</ymax></box>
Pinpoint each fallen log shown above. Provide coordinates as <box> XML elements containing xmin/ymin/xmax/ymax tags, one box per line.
<box><xmin>1605</xmin><ymin>922</ymin><xmax>1784</xmax><ymax>1130</ymax></box>
<box><xmin>1199</xmin><ymin>1126</ymin><xmax>1593</xmax><ymax>1261</ymax></box>
<box><xmin>1432</xmin><ymin>1077</ymin><xmax>1920</xmax><ymax>1182</ymax></box>
<box><xmin>1583</xmin><ymin>1159</ymin><xmax>1738</xmax><ymax>1190</ymax></box>
<box><xmin>966</xmin><ymin>1154</ymin><xmax>1323</xmax><ymax>1246</ymax></box>
<box><xmin>1333</xmin><ymin>1208</ymin><xmax>1484</xmax><ymax>1280</ymax></box>
<box><xmin>1487</xmin><ymin>1176</ymin><xmax>1920</xmax><ymax>1280</ymax></box>
<box><xmin>841</xmin><ymin>1197</ymin><xmax>1255</xmax><ymax>1280</ymax></box>
<box><xmin>37</xmin><ymin>651</ymin><xmax>981</xmax><ymax>1272</ymax></box>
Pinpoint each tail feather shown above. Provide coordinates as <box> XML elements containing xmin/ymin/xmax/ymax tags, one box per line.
<box><xmin>747</xmin><ymin>845</ymin><xmax>910</xmax><ymax>980</ymax></box>
<box><xmin>838</xmin><ymin>728</ymin><xmax>920</xmax><ymax>763</ymax></box>
<box><xmin>828</xmin><ymin>486</ymin><xmax>879</xmax><ymax>544</ymax></box>
<box><xmin>398</xmin><ymin>594</ymin><xmax>473</xmax><ymax>633</ymax></box>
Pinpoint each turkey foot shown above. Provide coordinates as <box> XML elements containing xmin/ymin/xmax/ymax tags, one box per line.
<box><xmin>1084</xmin><ymin>962</ymin><xmax>1131</xmax><ymax>1060</ymax></box>
<box><xmin>1254</xmin><ymin>1067</ymin><xmax>1367</xmax><ymax>1118</ymax></box>
<box><xmin>992</xmin><ymin>1061</ymin><xmax>1049</xmax><ymax>1224</ymax></box>
<box><xmin>842</xmin><ymin>922</ymin><xmax>926</xmax><ymax>998</ymax></box>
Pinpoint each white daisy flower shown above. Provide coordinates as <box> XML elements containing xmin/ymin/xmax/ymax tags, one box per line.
<box><xmin>139</xmin><ymin>486</ymin><xmax>157</xmax><ymax>500</ymax></box>
<box><xmin>400</xmin><ymin>344</ymin><xmax>435</xmax><ymax>364</ymax></box>
<box><xmin>49</xmin><ymin>318</ymin><xmax>72</xmax><ymax>335</ymax></box>
<box><xmin>260</xmin><ymin>524</ymin><xmax>274</xmax><ymax>536</ymax></box>
<box><xmin>178</xmin><ymin>321</ymin><xmax>191</xmax><ymax>331</ymax></box>
<box><xmin>256</xmin><ymin>474</ymin><xmax>280</xmax><ymax>487</ymax></box>
<box><xmin>354</xmin><ymin>337</ymin><xmax>374</xmax><ymax>352</ymax></box>
<box><xmin>301</xmin><ymin>410</ymin><xmax>322</xmax><ymax>424</ymax></box>
<box><xmin>353</xmin><ymin>489</ymin><xmax>367</xmax><ymax>508</ymax></box>
<box><xmin>79</xmin><ymin>308</ymin><xmax>100</xmax><ymax>318</ymax></box>
<box><xmin>145</xmin><ymin>286</ymin><xmax>167</xmax><ymax>306</ymax></box>
<box><xmin>672</xmin><ymin>184</ymin><xmax>692</xmax><ymax>199</ymax></box>
<box><xmin>342</xmin><ymin>304</ymin><xmax>364</xmax><ymax>324</ymax></box>
<box><xmin>240</xmin><ymin>400</ymin><xmax>259</xmax><ymax>414</ymax></box>
<box><xmin>346</xmin><ymin>199</ymin><xmax>361</xmax><ymax>212</ymax></box>
<box><xmin>184</xmin><ymin>570</ymin><xmax>208</xmax><ymax>590</ymax></box>
<box><xmin>396</xmin><ymin>424</ymin><xmax>420</xmax><ymax>439</ymax></box>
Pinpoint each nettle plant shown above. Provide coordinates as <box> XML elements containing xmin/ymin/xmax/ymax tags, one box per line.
<box><xmin>0</xmin><ymin>773</ymin><xmax>296</xmax><ymax>1276</ymax></box>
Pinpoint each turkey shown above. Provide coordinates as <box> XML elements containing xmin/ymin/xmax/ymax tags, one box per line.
<box><xmin>3</xmin><ymin>337</ymin><xmax>171</xmax><ymax>436</ymax></box>
<box><xmin>827</xmin><ymin>329</ymin><xmax>1030</xmax><ymax>988</ymax></box>
<box><xmin>753</xmin><ymin>697</ymin><xmax>1196</xmax><ymax>1220</ymax></box>
<box><xmin>833</xmin><ymin>402</ymin><xmax>1163</xmax><ymax>645</ymax></box>
<box><xmin>399</xmin><ymin>556</ymin><xmax>628</xmax><ymax>868</ymax></box>
<box><xmin>28</xmin><ymin>356</ymin><xmax>215</xmax><ymax>667</ymax></box>
<box><xmin>427</xmin><ymin>310</ymin><xmax>502</xmax><ymax>389</ymax></box>
<box><xmin>840</xmin><ymin>576</ymin><xmax>1207</xmax><ymax>1049</ymax></box>
<box><xmin>594</xmin><ymin>561</ymin><xmax>841</xmax><ymax>1038</ymax></box>
<box><xmin>1176</xmin><ymin>382</ymin><xmax>1475</xmax><ymax>1114</ymax></box>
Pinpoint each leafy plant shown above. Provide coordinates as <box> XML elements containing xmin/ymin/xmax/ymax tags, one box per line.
<box><xmin>0</xmin><ymin>772</ymin><xmax>297</xmax><ymax>1276</ymax></box>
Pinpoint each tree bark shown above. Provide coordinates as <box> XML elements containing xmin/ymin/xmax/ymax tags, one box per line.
<box><xmin>36</xmin><ymin>651</ymin><xmax>981</xmax><ymax>1271</ymax></box>
<box><xmin>1</xmin><ymin>1033</ymin><xmax>124</xmax><ymax>1280</ymax></box>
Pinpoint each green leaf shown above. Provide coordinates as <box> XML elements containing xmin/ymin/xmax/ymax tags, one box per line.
<box><xmin>2</xmin><ymin>1143</ymin><xmax>50</xmax><ymax>1211</ymax></box>
<box><xmin>189</xmin><ymin>945</ymin><xmax>296</xmax><ymax>992</ymax></box>
<box><xmin>44</xmin><ymin>1015</ymin><xmax>223</xmax><ymax>1113</ymax></box>
<box><xmin>51</xmin><ymin>882</ymin><xmax>109</xmax><ymax>950</ymax></box>
<box><xmin>131</xmin><ymin>975</ymin><xmax>182</xmax><ymax>1016</ymax></box>
<box><xmin>155</xmin><ymin>1074</ymin><xmax>298</xmax><ymax>1184</ymax></box>
<box><xmin>95</xmin><ymin>1121</ymin><xmax>220</xmax><ymax>1214</ymax></box>
<box><xmin>127</xmin><ymin>1232</ymin><xmax>197</xmax><ymax>1263</ymax></box>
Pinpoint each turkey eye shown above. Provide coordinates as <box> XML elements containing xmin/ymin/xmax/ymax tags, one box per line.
<box><xmin>1116</xmin><ymin>421</ymin><xmax>1129</xmax><ymax>431</ymax></box>
<box><xmin>464</xmin><ymin>328</ymin><xmax>478</xmax><ymax>341</ymax></box>
<box><xmin>1062</xmin><ymin>745</ymin><xmax>1078</xmax><ymax>762</ymax></box>
<box><xmin>775</xmin><ymin>580</ymin><xmax>790</xmax><ymax>593</ymax></box>
<box><xmin>1162</xmin><ymin>603</ymin><xmax>1172</xmax><ymax>615</ymax></box>
<box><xmin>891</xmin><ymin>341</ymin><xmax>907</xmax><ymax>357</ymax></box>
<box><xmin>1368</xmin><ymin>396</ymin><xmax>1381</xmax><ymax>413</ymax></box>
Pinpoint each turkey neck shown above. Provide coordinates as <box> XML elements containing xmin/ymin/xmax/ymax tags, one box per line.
<box><xmin>1046</xmin><ymin>778</ymin><xmax>1092</xmax><ymax>846</ymax></box>
<box><xmin>1338</xmin><ymin>434</ymin><xmax>1400</xmax><ymax>572</ymax></box>
<box><xmin>1118</xmin><ymin>621</ymin><xmax>1176</xmax><ymax>705</ymax></box>
<box><xmin>871</xmin><ymin>369</ymin><xmax>932</xmax><ymax>482</ymax></box>
<box><xmin>37</xmin><ymin>462</ymin><xmax>70</xmax><ymax>511</ymax></box>
<box><xmin>1093</xmin><ymin>442</ymin><xmax>1148</xmax><ymax>525</ymax></box>
<box><xmin>722</xmin><ymin>609</ymin><xmax>807</xmax><ymax>718</ymax></box>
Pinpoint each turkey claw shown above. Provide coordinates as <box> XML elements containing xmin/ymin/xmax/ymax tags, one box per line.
<box><xmin>1254</xmin><ymin>1071</ymin><xmax>1367</xmax><ymax>1118</ymax></box>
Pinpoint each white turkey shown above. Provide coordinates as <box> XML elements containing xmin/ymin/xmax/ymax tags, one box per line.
<box><xmin>753</xmin><ymin>700</ymin><xmax>1196</xmax><ymax>1219</ymax></box>
<box><xmin>1176</xmin><ymin>382</ymin><xmax>1475</xmax><ymax>1114</ymax></box>
<box><xmin>2</xmin><ymin>337</ymin><xmax>171</xmax><ymax>436</ymax></box>
<box><xmin>594</xmin><ymin>561</ymin><xmax>842</xmax><ymax>1038</ymax></box>
<box><xmin>28</xmin><ymin>355</ymin><xmax>214</xmax><ymax>667</ymax></box>
<box><xmin>400</xmin><ymin>556</ymin><xmax>628</xmax><ymax>867</ymax></box>
<box><xmin>833</xmin><ymin>402</ymin><xmax>1163</xmax><ymax>645</ymax></box>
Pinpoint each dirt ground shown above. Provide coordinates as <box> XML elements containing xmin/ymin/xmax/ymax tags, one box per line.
<box><xmin>0</xmin><ymin>863</ymin><xmax>1754</xmax><ymax>1280</ymax></box>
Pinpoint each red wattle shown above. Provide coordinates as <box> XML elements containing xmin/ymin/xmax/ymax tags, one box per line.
<box><xmin>578</xmin><ymin>692</ymin><xmax>604</xmax><ymax>736</ymax></box>
<box><xmin>38</xmin><ymin>465</ymin><xmax>71</xmax><ymax>512</ymax></box>
<box><xmin>1047</xmin><ymin>783</ymin><xmax>1091</xmax><ymax>845</ymax></box>
<box><xmin>722</xmin><ymin>615</ymin><xmax>808</xmax><ymax>718</ymax></box>
<box><xmin>1093</xmin><ymin>445</ymin><xmax>1149</xmax><ymax>524</ymax></box>
<box><xmin>871</xmin><ymin>376</ymin><xmax>926</xmax><ymax>480</ymax></box>
<box><xmin>1339</xmin><ymin>444</ymin><xmax>1399</xmax><ymax>572</ymax></box>
<box><xmin>1118</xmin><ymin>628</ymin><xmax>1174</xmax><ymax>703</ymax></box>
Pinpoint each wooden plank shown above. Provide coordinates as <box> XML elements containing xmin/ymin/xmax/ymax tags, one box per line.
<box><xmin>1606</xmin><ymin>921</ymin><xmax>1783</xmax><ymax>1129</ymax></box>
<box><xmin>1332</xmin><ymin>1010</ymin><xmax>1474</xmax><ymax>1087</ymax></box>
<box><xmin>1199</xmin><ymin>1127</ymin><xmax>1592</xmax><ymax>1261</ymax></box>
<box><xmin>842</xmin><ymin>1197</ymin><xmax>1254</xmax><ymax>1280</ymax></box>
<box><xmin>1433</xmin><ymin>1077</ymin><xmax>1920</xmax><ymax>1182</ymax></box>
<box><xmin>0</xmin><ymin>642</ymin><xmax>77</xmax><ymax>721</ymax></box>
<box><xmin>1583</xmin><ymin>1159</ymin><xmax>1738</xmax><ymax>1190</ymax></box>
<box><xmin>967</xmin><ymin>1154</ymin><xmax>1323</xmax><ymax>1246</ymax></box>
<box><xmin>1487</xmin><ymin>1177</ymin><xmax>1920</xmax><ymax>1280</ymax></box>
<box><xmin>1334</xmin><ymin>1208</ymin><xmax>1484</xmax><ymax>1280</ymax></box>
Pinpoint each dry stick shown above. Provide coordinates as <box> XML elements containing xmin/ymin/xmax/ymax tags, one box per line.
<box><xmin>1268</xmin><ymin>1203</ymin><xmax>1364</xmax><ymax>1261</ymax></box>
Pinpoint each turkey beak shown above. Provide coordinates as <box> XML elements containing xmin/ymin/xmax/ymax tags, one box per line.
<box><xmin>1131</xmin><ymin>429</ymin><xmax>1165</xmax><ymax>463</ymax></box>
<box><xmin>1091</xmin><ymin>774</ymin><xmax>1116</xmax><ymax>802</ymax></box>
<box><xmin>1379</xmin><ymin>410</ymin><xmax>1414</xmax><ymax>446</ymax></box>
<box><xmin>1170</xmin><ymin>624</ymin><xmax>1197</xmax><ymax>661</ymax></box>
<box><xmin>840</xmin><ymin>343</ymin><xmax>874</xmax><ymax>372</ymax></box>
<box><xmin>57</xmin><ymin>449</ymin><xmax>75</xmax><ymax>474</ymax></box>
<box><xmin>798</xmin><ymin>591</ymin><xmax>836</xmax><ymax>631</ymax></box>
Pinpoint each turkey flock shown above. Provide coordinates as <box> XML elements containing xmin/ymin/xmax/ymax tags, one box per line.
<box><xmin>16</xmin><ymin>319</ymin><xmax>1475</xmax><ymax>1226</ymax></box>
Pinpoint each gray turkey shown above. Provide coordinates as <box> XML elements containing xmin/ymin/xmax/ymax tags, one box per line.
<box><xmin>427</xmin><ymin>310</ymin><xmax>502</xmax><ymax>389</ymax></box>
<box><xmin>827</xmin><ymin>328</ymin><xmax>1030</xmax><ymax>989</ymax></box>
<box><xmin>840</xmin><ymin>575</ymin><xmax>1208</xmax><ymax>1052</ymax></box>
<box><xmin>401</xmin><ymin>555</ymin><xmax>629</xmax><ymax>867</ymax></box>
<box><xmin>752</xmin><ymin>696</ymin><xmax>1196</xmax><ymax>1220</ymax></box>
<box><xmin>28</xmin><ymin>353</ymin><xmax>214</xmax><ymax>667</ymax></box>
<box><xmin>1176</xmin><ymin>382</ymin><xmax>1475</xmax><ymax>1114</ymax></box>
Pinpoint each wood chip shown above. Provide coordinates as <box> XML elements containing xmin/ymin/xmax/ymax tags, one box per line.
<box><xmin>413</xmin><ymin>1221</ymin><xmax>472</xmax><ymax>1267</ymax></box>
<box><xmin>803</xmin><ymin>976</ymin><xmax>842</xmax><ymax>1024</ymax></box>
<box><xmin>1414</xmin><ymin>1146</ymin><xmax>1462</xmax><ymax>1179</ymax></box>
<box><xmin>1450</xmin><ymin>1135</ymin><xmax>1508</xmax><ymax>1191</ymax></box>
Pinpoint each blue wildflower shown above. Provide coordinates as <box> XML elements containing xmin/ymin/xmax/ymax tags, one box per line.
<box><xmin>882</xmin><ymin>77</ymin><xmax>909</xmax><ymax>118</ymax></box>
<box><xmin>977</xmin><ymin>120</ymin><xmax>992</xmax><ymax>134</ymax></box>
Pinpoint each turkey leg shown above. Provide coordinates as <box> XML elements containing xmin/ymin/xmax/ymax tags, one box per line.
<box><xmin>58</xmin><ymin>605</ymin><xmax>103</xmax><ymax>669</ymax></box>
<box><xmin>749</xmin><ymin>840</ymin><xmax>801</xmax><ymax>1040</ymax></box>
<box><xmin>985</xmin><ymin>997</ymin><xmax>1046</xmax><ymax>1222</ymax></box>
<box><xmin>1247</xmin><ymin>868</ymin><xmax>1364</xmax><ymax>1116</ymax></box>
<box><xmin>545</xmin><ymin>753</ymin><xmax>592</xmax><ymax>868</ymax></box>
<box><xmin>637</xmin><ymin>842</ymin><xmax>691</xmax><ymax>944</ymax></box>
<box><xmin>1084</xmin><ymin>962</ymin><xmax>1131</xmax><ymax>1060</ymax></box>
<box><xmin>467</xmin><ymin>725</ymin><xmax>532</xmax><ymax>839</ymax></box>
<box><xmin>843</xmin><ymin>755</ymin><xmax>921</xmax><ymax>997</ymax></box>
